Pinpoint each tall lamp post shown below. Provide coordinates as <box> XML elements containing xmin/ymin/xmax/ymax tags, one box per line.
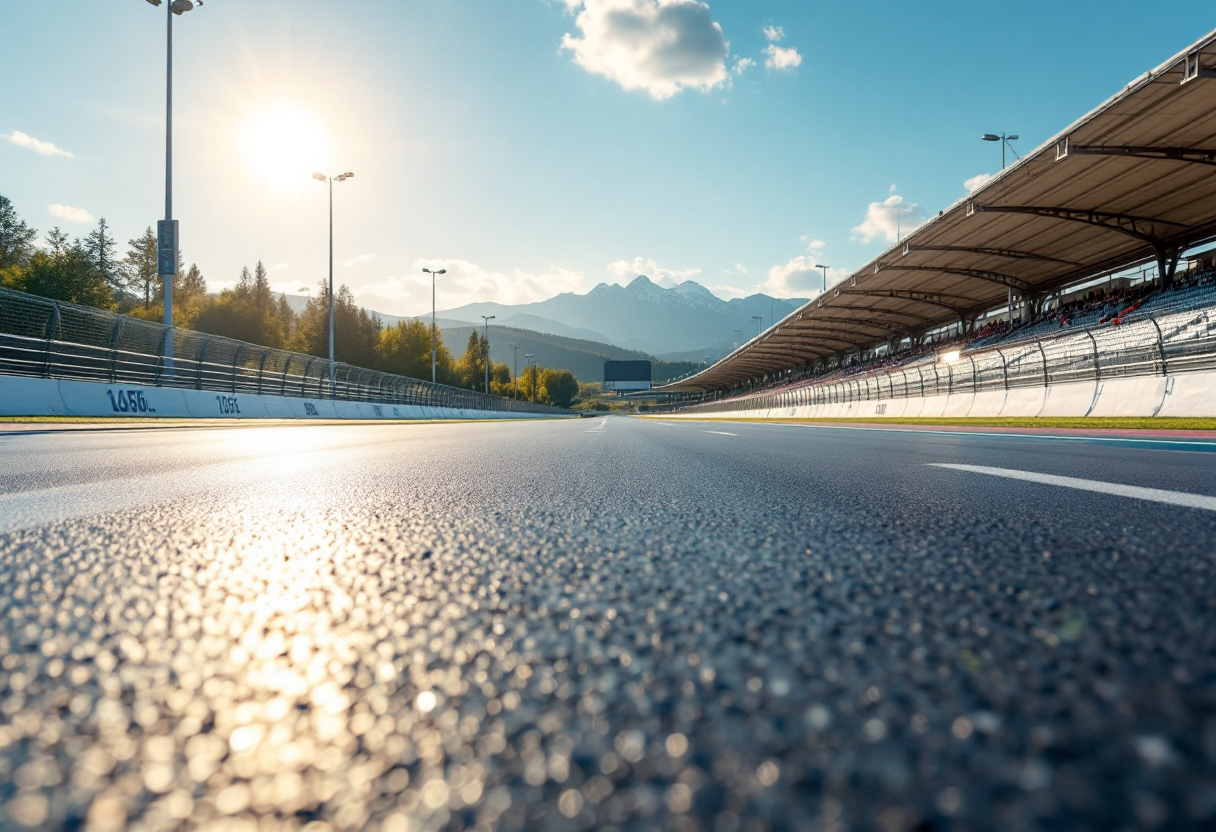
<box><xmin>312</xmin><ymin>172</ymin><xmax>354</xmax><ymax>388</ymax></box>
<box><xmin>981</xmin><ymin>132</ymin><xmax>1020</xmax><ymax>170</ymax></box>
<box><xmin>731</xmin><ymin>328</ymin><xmax>742</xmax><ymax>351</ymax></box>
<box><xmin>814</xmin><ymin>264</ymin><xmax>830</xmax><ymax>294</ymax></box>
<box><xmin>146</xmin><ymin>0</ymin><xmax>200</xmax><ymax>362</ymax></box>
<box><xmin>524</xmin><ymin>354</ymin><xmax>535</xmax><ymax>403</ymax></box>
<box><xmin>509</xmin><ymin>343</ymin><xmax>520</xmax><ymax>399</ymax></box>
<box><xmin>751</xmin><ymin>315</ymin><xmax>763</xmax><ymax>337</ymax></box>
<box><xmin>481</xmin><ymin>315</ymin><xmax>496</xmax><ymax>394</ymax></box>
<box><xmin>422</xmin><ymin>267</ymin><xmax>446</xmax><ymax>383</ymax></box>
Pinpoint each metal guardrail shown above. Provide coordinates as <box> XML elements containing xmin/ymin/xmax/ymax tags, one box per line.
<box><xmin>0</xmin><ymin>287</ymin><xmax>565</xmax><ymax>414</ymax></box>
<box><xmin>676</xmin><ymin>304</ymin><xmax>1216</xmax><ymax>414</ymax></box>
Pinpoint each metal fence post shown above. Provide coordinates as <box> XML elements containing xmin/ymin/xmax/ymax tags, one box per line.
<box><xmin>1036</xmin><ymin>338</ymin><xmax>1049</xmax><ymax>386</ymax></box>
<box><xmin>280</xmin><ymin>354</ymin><xmax>292</xmax><ymax>396</ymax></box>
<box><xmin>997</xmin><ymin>348</ymin><xmax>1009</xmax><ymax>389</ymax></box>
<box><xmin>107</xmin><ymin>317</ymin><xmax>124</xmax><ymax>383</ymax></box>
<box><xmin>1083</xmin><ymin>328</ymin><xmax>1100</xmax><ymax>380</ymax></box>
<box><xmin>195</xmin><ymin>337</ymin><xmax>212</xmax><ymax>390</ymax></box>
<box><xmin>232</xmin><ymin>345</ymin><xmax>243</xmax><ymax>393</ymax></box>
<box><xmin>256</xmin><ymin>350</ymin><xmax>268</xmax><ymax>394</ymax></box>
<box><xmin>155</xmin><ymin>326</ymin><xmax>171</xmax><ymax>386</ymax></box>
<box><xmin>43</xmin><ymin>302</ymin><xmax>60</xmax><ymax>378</ymax></box>
<box><xmin>1147</xmin><ymin>313</ymin><xmax>1168</xmax><ymax>375</ymax></box>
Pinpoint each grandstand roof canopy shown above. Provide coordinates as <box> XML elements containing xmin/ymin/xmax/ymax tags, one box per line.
<box><xmin>664</xmin><ymin>28</ymin><xmax>1216</xmax><ymax>392</ymax></box>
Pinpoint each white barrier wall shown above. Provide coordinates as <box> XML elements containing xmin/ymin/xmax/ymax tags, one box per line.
<box><xmin>668</xmin><ymin>371</ymin><xmax>1216</xmax><ymax>420</ymax></box>
<box><xmin>0</xmin><ymin>376</ymin><xmax>563</xmax><ymax>421</ymax></box>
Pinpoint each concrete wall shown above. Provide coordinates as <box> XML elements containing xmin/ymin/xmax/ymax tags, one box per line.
<box><xmin>0</xmin><ymin>376</ymin><xmax>564</xmax><ymax>421</ymax></box>
<box><xmin>668</xmin><ymin>371</ymin><xmax>1215</xmax><ymax>420</ymax></box>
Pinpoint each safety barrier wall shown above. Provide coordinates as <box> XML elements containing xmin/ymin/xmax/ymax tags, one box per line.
<box><xmin>0</xmin><ymin>287</ymin><xmax>567</xmax><ymax>418</ymax></box>
<box><xmin>670</xmin><ymin>303</ymin><xmax>1216</xmax><ymax>419</ymax></box>
<box><xmin>0</xmin><ymin>376</ymin><xmax>564</xmax><ymax>421</ymax></box>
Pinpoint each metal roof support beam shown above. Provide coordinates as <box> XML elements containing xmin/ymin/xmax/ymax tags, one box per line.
<box><xmin>877</xmin><ymin>264</ymin><xmax>1034</xmax><ymax>293</ymax></box>
<box><xmin>793</xmin><ymin>316</ymin><xmax>914</xmax><ymax>338</ymax></box>
<box><xmin>807</xmin><ymin>305</ymin><xmax>936</xmax><ymax>325</ymax></box>
<box><xmin>841</xmin><ymin>289</ymin><xmax>975</xmax><ymax>320</ymax></box>
<box><xmin>967</xmin><ymin>203</ymin><xmax>1187</xmax><ymax>245</ymax></box>
<box><xmin>1057</xmin><ymin>140</ymin><xmax>1216</xmax><ymax>167</ymax></box>
<box><xmin>902</xmin><ymin>243</ymin><xmax>1078</xmax><ymax>266</ymax></box>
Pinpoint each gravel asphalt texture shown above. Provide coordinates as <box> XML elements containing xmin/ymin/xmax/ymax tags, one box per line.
<box><xmin>1</xmin><ymin>416</ymin><xmax>1214</xmax><ymax>832</ymax></box>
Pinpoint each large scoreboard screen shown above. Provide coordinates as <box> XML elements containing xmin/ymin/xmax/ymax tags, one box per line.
<box><xmin>603</xmin><ymin>360</ymin><xmax>652</xmax><ymax>392</ymax></box>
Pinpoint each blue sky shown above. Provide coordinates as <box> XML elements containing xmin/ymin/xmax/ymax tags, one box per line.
<box><xmin>2</xmin><ymin>1</ymin><xmax>1213</xmax><ymax>316</ymax></box>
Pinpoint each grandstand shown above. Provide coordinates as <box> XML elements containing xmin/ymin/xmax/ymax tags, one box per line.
<box><xmin>660</xmin><ymin>29</ymin><xmax>1216</xmax><ymax>413</ymax></box>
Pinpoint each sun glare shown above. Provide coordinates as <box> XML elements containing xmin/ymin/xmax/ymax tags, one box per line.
<box><xmin>243</xmin><ymin>105</ymin><xmax>330</xmax><ymax>187</ymax></box>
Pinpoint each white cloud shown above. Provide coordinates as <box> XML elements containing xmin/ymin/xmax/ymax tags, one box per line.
<box><xmin>608</xmin><ymin>256</ymin><xmax>701</xmax><ymax>287</ymax></box>
<box><xmin>763</xmin><ymin>44</ymin><xmax>802</xmax><ymax>71</ymax></box>
<box><xmin>762</xmin><ymin>25</ymin><xmax>784</xmax><ymax>42</ymax></box>
<box><xmin>358</xmin><ymin>259</ymin><xmax>589</xmax><ymax>316</ymax></box>
<box><xmin>732</xmin><ymin>57</ymin><xmax>755</xmax><ymax>75</ymax></box>
<box><xmin>343</xmin><ymin>253</ymin><xmax>376</xmax><ymax>267</ymax></box>
<box><xmin>5</xmin><ymin>131</ymin><xmax>73</xmax><ymax>158</ymax></box>
<box><xmin>762</xmin><ymin>256</ymin><xmax>848</xmax><ymax>297</ymax></box>
<box><xmin>734</xmin><ymin>263</ymin><xmax>749</xmax><ymax>274</ymax></box>
<box><xmin>802</xmin><ymin>237</ymin><xmax>826</xmax><ymax>253</ymax></box>
<box><xmin>851</xmin><ymin>186</ymin><xmax>926</xmax><ymax>245</ymax></box>
<box><xmin>964</xmin><ymin>172</ymin><xmax>994</xmax><ymax>192</ymax></box>
<box><xmin>560</xmin><ymin>0</ymin><xmax>730</xmax><ymax>100</ymax></box>
<box><xmin>47</xmin><ymin>203</ymin><xmax>93</xmax><ymax>223</ymax></box>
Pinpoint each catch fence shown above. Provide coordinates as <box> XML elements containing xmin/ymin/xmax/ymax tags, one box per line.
<box><xmin>677</xmin><ymin>303</ymin><xmax>1216</xmax><ymax>414</ymax></box>
<box><xmin>0</xmin><ymin>287</ymin><xmax>563</xmax><ymax>414</ymax></box>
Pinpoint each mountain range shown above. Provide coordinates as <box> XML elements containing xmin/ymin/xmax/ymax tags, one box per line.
<box><xmin>435</xmin><ymin>276</ymin><xmax>807</xmax><ymax>357</ymax></box>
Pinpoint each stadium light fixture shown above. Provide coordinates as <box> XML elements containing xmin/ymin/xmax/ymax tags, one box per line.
<box><xmin>752</xmin><ymin>315</ymin><xmax>763</xmax><ymax>337</ymax></box>
<box><xmin>981</xmin><ymin>132</ymin><xmax>1020</xmax><ymax>170</ymax></box>
<box><xmin>422</xmin><ymin>267</ymin><xmax>447</xmax><ymax>383</ymax></box>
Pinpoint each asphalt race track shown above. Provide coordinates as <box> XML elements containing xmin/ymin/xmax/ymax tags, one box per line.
<box><xmin>1</xmin><ymin>416</ymin><xmax>1215</xmax><ymax>832</ymax></box>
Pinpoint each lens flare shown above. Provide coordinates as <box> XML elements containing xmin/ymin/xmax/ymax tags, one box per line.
<box><xmin>243</xmin><ymin>105</ymin><xmax>329</xmax><ymax>187</ymax></box>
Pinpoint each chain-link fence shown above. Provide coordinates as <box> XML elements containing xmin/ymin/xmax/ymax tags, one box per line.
<box><xmin>677</xmin><ymin>303</ymin><xmax>1216</xmax><ymax>414</ymax></box>
<box><xmin>0</xmin><ymin>287</ymin><xmax>565</xmax><ymax>414</ymax></box>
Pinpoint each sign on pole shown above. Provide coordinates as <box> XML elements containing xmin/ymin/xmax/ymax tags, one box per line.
<box><xmin>157</xmin><ymin>220</ymin><xmax>179</xmax><ymax>276</ymax></box>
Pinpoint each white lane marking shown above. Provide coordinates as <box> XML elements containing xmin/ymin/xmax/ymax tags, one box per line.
<box><xmin>585</xmin><ymin>419</ymin><xmax>607</xmax><ymax>433</ymax></box>
<box><xmin>766</xmin><ymin>422</ymin><xmax>1216</xmax><ymax>449</ymax></box>
<box><xmin>928</xmin><ymin>463</ymin><xmax>1216</xmax><ymax>512</ymax></box>
<box><xmin>705</xmin><ymin>430</ymin><xmax>738</xmax><ymax>437</ymax></box>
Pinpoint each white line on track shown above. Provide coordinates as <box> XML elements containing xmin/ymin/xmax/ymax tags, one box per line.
<box><xmin>928</xmin><ymin>463</ymin><xmax>1216</xmax><ymax>512</ymax></box>
<box><xmin>705</xmin><ymin>430</ymin><xmax>738</xmax><ymax>436</ymax></box>
<box><xmin>755</xmin><ymin>421</ymin><xmax>1216</xmax><ymax>449</ymax></box>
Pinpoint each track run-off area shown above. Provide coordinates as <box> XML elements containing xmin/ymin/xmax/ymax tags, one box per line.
<box><xmin>1</xmin><ymin>416</ymin><xmax>1215</xmax><ymax>831</ymax></box>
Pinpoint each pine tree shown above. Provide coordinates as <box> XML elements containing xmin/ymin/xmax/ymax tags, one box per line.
<box><xmin>45</xmin><ymin>227</ymin><xmax>70</xmax><ymax>256</ymax></box>
<box><xmin>0</xmin><ymin>194</ymin><xmax>38</xmax><ymax>270</ymax></box>
<box><xmin>180</xmin><ymin>263</ymin><xmax>206</xmax><ymax>301</ymax></box>
<box><xmin>123</xmin><ymin>227</ymin><xmax>158</xmax><ymax>308</ymax></box>
<box><xmin>84</xmin><ymin>217</ymin><xmax>123</xmax><ymax>293</ymax></box>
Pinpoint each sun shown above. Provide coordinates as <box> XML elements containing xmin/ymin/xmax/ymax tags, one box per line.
<box><xmin>243</xmin><ymin>105</ymin><xmax>330</xmax><ymax>187</ymax></box>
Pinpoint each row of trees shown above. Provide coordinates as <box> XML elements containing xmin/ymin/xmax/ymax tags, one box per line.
<box><xmin>0</xmin><ymin>194</ymin><xmax>580</xmax><ymax>405</ymax></box>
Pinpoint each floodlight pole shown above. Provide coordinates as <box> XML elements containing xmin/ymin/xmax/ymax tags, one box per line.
<box><xmin>815</xmin><ymin>264</ymin><xmax>830</xmax><ymax>294</ymax></box>
<box><xmin>752</xmin><ymin>315</ymin><xmax>763</xmax><ymax>337</ymax></box>
<box><xmin>982</xmin><ymin>132</ymin><xmax>1019</xmax><ymax>170</ymax></box>
<box><xmin>423</xmin><ymin>267</ymin><xmax>446</xmax><ymax>384</ymax></box>
<box><xmin>313</xmin><ymin>172</ymin><xmax>353</xmax><ymax>393</ymax></box>
<box><xmin>481</xmin><ymin>315</ymin><xmax>496</xmax><ymax>393</ymax></box>
<box><xmin>509</xmin><ymin>343</ymin><xmax>519</xmax><ymax>399</ymax></box>
<box><xmin>731</xmin><ymin>328</ymin><xmax>741</xmax><ymax>351</ymax></box>
<box><xmin>163</xmin><ymin>0</ymin><xmax>173</xmax><ymax>333</ymax></box>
